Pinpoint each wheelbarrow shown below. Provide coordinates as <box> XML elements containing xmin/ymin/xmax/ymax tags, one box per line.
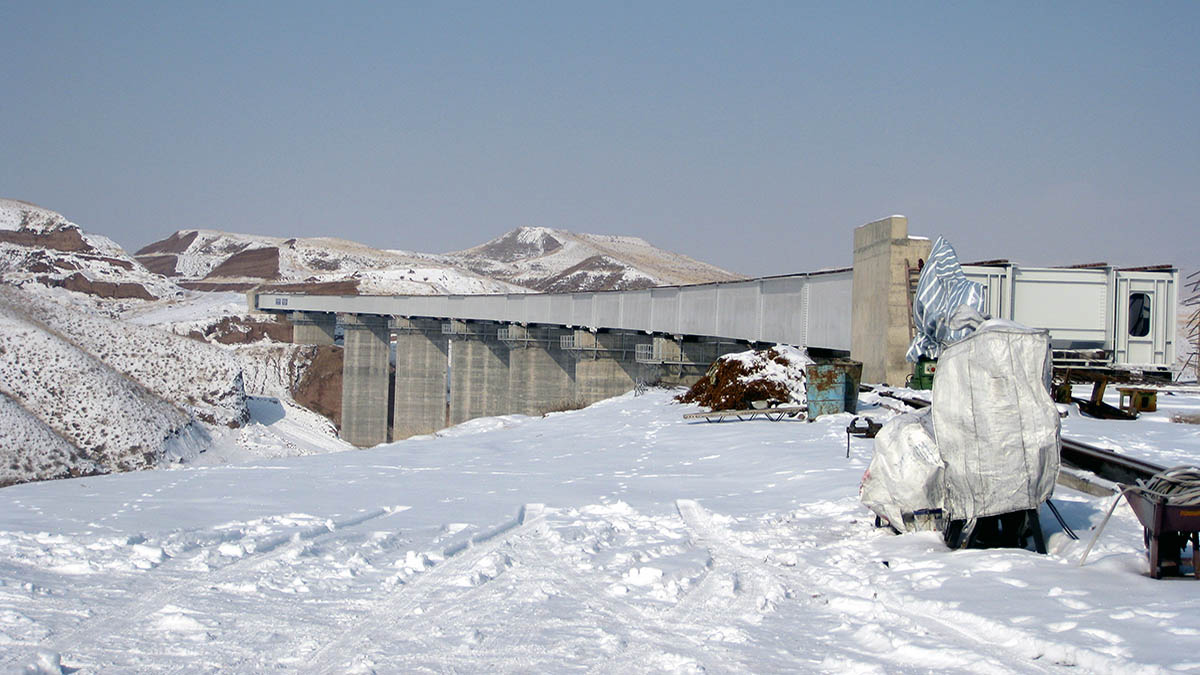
<box><xmin>1077</xmin><ymin>466</ymin><xmax>1200</xmax><ymax>578</ymax></box>
<box><xmin>1123</xmin><ymin>488</ymin><xmax>1200</xmax><ymax>579</ymax></box>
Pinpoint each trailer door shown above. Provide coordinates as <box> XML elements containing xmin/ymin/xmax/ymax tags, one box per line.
<box><xmin>1114</xmin><ymin>272</ymin><xmax>1176</xmax><ymax>368</ymax></box>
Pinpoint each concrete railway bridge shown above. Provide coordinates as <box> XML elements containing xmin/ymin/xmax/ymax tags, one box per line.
<box><xmin>251</xmin><ymin>215</ymin><xmax>1177</xmax><ymax>447</ymax></box>
<box><xmin>253</xmin><ymin>266</ymin><xmax>855</xmax><ymax>446</ymax></box>
<box><xmin>249</xmin><ymin>216</ymin><xmax>931</xmax><ymax>447</ymax></box>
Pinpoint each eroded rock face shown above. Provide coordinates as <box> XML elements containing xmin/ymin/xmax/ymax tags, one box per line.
<box><xmin>38</xmin><ymin>273</ymin><xmax>156</xmax><ymax>301</ymax></box>
<box><xmin>135</xmin><ymin>229</ymin><xmax>199</xmax><ymax>256</ymax></box>
<box><xmin>205</xmin><ymin>247</ymin><xmax>281</xmax><ymax>280</ymax></box>
<box><xmin>0</xmin><ymin>227</ymin><xmax>96</xmax><ymax>254</ymax></box>
<box><xmin>292</xmin><ymin>345</ymin><xmax>343</xmax><ymax>429</ymax></box>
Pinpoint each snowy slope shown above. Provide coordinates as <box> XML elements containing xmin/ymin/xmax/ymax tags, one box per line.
<box><xmin>0</xmin><ymin>296</ymin><xmax>204</xmax><ymax>484</ymax></box>
<box><xmin>1</xmin><ymin>388</ymin><xmax>1198</xmax><ymax>672</ymax></box>
<box><xmin>0</xmin><ymin>284</ymin><xmax>256</xmax><ymax>485</ymax></box>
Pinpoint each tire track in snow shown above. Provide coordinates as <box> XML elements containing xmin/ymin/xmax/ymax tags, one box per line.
<box><xmin>522</xmin><ymin>512</ymin><xmax>744</xmax><ymax>675</ymax></box>
<box><xmin>674</xmin><ymin>499</ymin><xmax>1128</xmax><ymax>674</ymax></box>
<box><xmin>299</xmin><ymin>504</ymin><xmax>547</xmax><ymax>674</ymax></box>
<box><xmin>568</xmin><ymin>502</ymin><xmax>764</xmax><ymax>675</ymax></box>
<box><xmin>44</xmin><ymin>505</ymin><xmax>406</xmax><ymax>663</ymax></box>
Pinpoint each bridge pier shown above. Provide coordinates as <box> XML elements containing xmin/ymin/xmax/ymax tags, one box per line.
<box><xmin>392</xmin><ymin>318</ymin><xmax>449</xmax><ymax>439</ymax></box>
<box><xmin>447</xmin><ymin>320</ymin><xmax>510</xmax><ymax>426</ymax></box>
<box><xmin>572</xmin><ymin>330</ymin><xmax>643</xmax><ymax>405</ymax></box>
<box><xmin>290</xmin><ymin>311</ymin><xmax>336</xmax><ymax>345</ymax></box>
<box><xmin>340</xmin><ymin>314</ymin><xmax>391</xmax><ymax>447</ymax></box>
<box><xmin>504</xmin><ymin>325</ymin><xmax>576</xmax><ymax>415</ymax></box>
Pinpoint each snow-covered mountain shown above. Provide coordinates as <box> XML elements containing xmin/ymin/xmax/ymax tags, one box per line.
<box><xmin>448</xmin><ymin>226</ymin><xmax>744</xmax><ymax>292</ymax></box>
<box><xmin>0</xmin><ymin>199</ymin><xmax>182</xmax><ymax>313</ymax></box>
<box><xmin>135</xmin><ymin>225</ymin><xmax>744</xmax><ymax>295</ymax></box>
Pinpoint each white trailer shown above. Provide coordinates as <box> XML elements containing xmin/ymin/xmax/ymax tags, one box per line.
<box><xmin>962</xmin><ymin>263</ymin><xmax>1178</xmax><ymax>374</ymax></box>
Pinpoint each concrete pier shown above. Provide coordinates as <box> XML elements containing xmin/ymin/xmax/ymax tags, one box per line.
<box><xmin>392</xmin><ymin>318</ymin><xmax>449</xmax><ymax>440</ymax></box>
<box><xmin>573</xmin><ymin>330</ymin><xmax>642</xmax><ymax>404</ymax></box>
<box><xmin>340</xmin><ymin>314</ymin><xmax>391</xmax><ymax>447</ymax></box>
<box><xmin>290</xmin><ymin>311</ymin><xmax>336</xmax><ymax>345</ymax></box>
<box><xmin>447</xmin><ymin>321</ymin><xmax>510</xmax><ymax>425</ymax></box>
<box><xmin>504</xmin><ymin>325</ymin><xmax>576</xmax><ymax>415</ymax></box>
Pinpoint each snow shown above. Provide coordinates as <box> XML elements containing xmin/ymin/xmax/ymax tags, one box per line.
<box><xmin>2</xmin><ymin>387</ymin><xmax>1200</xmax><ymax>672</ymax></box>
<box><xmin>0</xmin><ymin>200</ymin><xmax>63</xmax><ymax>233</ymax></box>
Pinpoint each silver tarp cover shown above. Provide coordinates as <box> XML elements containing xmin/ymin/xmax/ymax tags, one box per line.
<box><xmin>906</xmin><ymin>237</ymin><xmax>986</xmax><ymax>363</ymax></box>
<box><xmin>860</xmin><ymin>408</ymin><xmax>944</xmax><ymax>531</ymax></box>
<box><xmin>931</xmin><ymin>320</ymin><xmax>1061</xmax><ymax>521</ymax></box>
<box><xmin>862</xmin><ymin>319</ymin><xmax>1061</xmax><ymax>532</ymax></box>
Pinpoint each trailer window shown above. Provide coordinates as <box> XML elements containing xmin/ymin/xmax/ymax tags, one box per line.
<box><xmin>1128</xmin><ymin>292</ymin><xmax>1151</xmax><ymax>337</ymax></box>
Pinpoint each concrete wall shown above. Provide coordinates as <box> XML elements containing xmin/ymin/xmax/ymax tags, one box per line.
<box><xmin>340</xmin><ymin>314</ymin><xmax>391</xmax><ymax>447</ymax></box>
<box><xmin>850</xmin><ymin>216</ymin><xmax>931</xmax><ymax>385</ymax></box>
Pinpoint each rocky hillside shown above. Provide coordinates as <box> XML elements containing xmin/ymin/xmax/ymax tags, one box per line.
<box><xmin>136</xmin><ymin>226</ymin><xmax>743</xmax><ymax>295</ymax></box>
<box><xmin>0</xmin><ymin>284</ymin><xmax>248</xmax><ymax>486</ymax></box>
<box><xmin>0</xmin><ymin>199</ymin><xmax>182</xmax><ymax>314</ymax></box>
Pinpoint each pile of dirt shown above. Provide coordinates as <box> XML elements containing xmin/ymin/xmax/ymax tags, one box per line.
<box><xmin>676</xmin><ymin>346</ymin><xmax>811</xmax><ymax>411</ymax></box>
<box><xmin>293</xmin><ymin>345</ymin><xmax>343</xmax><ymax>429</ymax></box>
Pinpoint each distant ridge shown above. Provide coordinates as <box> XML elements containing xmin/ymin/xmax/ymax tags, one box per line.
<box><xmin>133</xmin><ymin>225</ymin><xmax>744</xmax><ymax>295</ymax></box>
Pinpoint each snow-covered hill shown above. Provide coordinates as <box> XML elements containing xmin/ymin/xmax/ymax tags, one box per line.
<box><xmin>0</xmin><ymin>199</ymin><xmax>182</xmax><ymax>314</ymax></box>
<box><xmin>135</xmin><ymin>225</ymin><xmax>744</xmax><ymax>295</ymax></box>
<box><xmin>450</xmin><ymin>226</ymin><xmax>744</xmax><ymax>291</ymax></box>
<box><xmin>1</xmin><ymin>388</ymin><xmax>1198</xmax><ymax>672</ymax></box>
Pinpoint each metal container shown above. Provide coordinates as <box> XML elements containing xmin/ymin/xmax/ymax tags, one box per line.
<box><xmin>805</xmin><ymin>359</ymin><xmax>863</xmax><ymax>421</ymax></box>
<box><xmin>910</xmin><ymin>358</ymin><xmax>937</xmax><ymax>390</ymax></box>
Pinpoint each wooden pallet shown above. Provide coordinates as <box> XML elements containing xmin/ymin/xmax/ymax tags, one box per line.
<box><xmin>682</xmin><ymin>406</ymin><xmax>807</xmax><ymax>423</ymax></box>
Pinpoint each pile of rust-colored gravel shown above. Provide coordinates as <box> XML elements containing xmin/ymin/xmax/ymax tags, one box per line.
<box><xmin>676</xmin><ymin>346</ymin><xmax>810</xmax><ymax>411</ymax></box>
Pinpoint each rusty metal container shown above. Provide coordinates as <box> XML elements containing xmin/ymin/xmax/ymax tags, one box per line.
<box><xmin>805</xmin><ymin>359</ymin><xmax>863</xmax><ymax>421</ymax></box>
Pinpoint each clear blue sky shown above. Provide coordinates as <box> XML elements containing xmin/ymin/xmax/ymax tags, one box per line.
<box><xmin>2</xmin><ymin>1</ymin><xmax>1196</xmax><ymax>276</ymax></box>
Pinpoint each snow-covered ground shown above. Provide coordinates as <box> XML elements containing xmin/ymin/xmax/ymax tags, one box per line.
<box><xmin>2</xmin><ymin>388</ymin><xmax>1200</xmax><ymax>673</ymax></box>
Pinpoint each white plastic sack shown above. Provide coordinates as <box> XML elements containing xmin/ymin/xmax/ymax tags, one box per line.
<box><xmin>860</xmin><ymin>408</ymin><xmax>945</xmax><ymax>531</ymax></box>
<box><xmin>931</xmin><ymin>319</ymin><xmax>1060</xmax><ymax>521</ymax></box>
